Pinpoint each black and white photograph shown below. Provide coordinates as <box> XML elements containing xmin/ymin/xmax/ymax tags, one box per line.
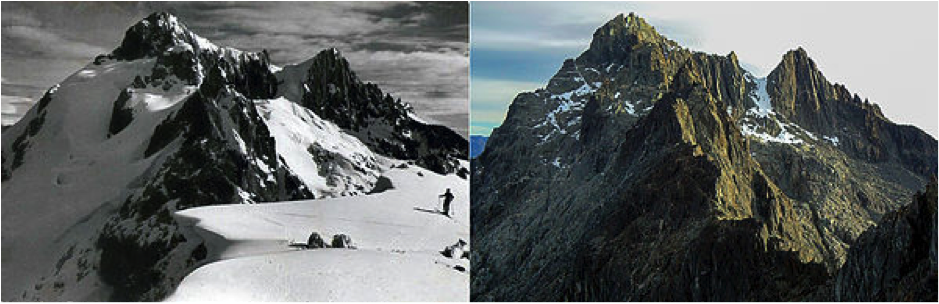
<box><xmin>1</xmin><ymin>1</ymin><xmax>469</xmax><ymax>301</ymax></box>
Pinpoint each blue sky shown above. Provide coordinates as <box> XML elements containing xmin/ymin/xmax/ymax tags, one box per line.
<box><xmin>470</xmin><ymin>1</ymin><xmax>938</xmax><ymax>137</ymax></box>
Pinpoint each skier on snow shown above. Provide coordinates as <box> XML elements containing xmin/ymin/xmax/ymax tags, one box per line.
<box><xmin>439</xmin><ymin>188</ymin><xmax>454</xmax><ymax>217</ymax></box>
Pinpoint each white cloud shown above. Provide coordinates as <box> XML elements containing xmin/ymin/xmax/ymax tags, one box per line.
<box><xmin>471</xmin><ymin>28</ymin><xmax>590</xmax><ymax>53</ymax></box>
<box><xmin>1</xmin><ymin>102</ymin><xmax>13</xmax><ymax>116</ymax></box>
<box><xmin>3</xmin><ymin>25</ymin><xmax>109</xmax><ymax>59</ymax></box>
<box><xmin>1</xmin><ymin>95</ymin><xmax>36</xmax><ymax>125</ymax></box>
<box><xmin>345</xmin><ymin>49</ymin><xmax>468</xmax><ymax>114</ymax></box>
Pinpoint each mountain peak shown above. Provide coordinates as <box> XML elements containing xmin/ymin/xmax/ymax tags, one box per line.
<box><xmin>284</xmin><ymin>47</ymin><xmax>465</xmax><ymax>174</ymax></box>
<box><xmin>300</xmin><ymin>47</ymin><xmax>356</xmax><ymax>81</ymax></box>
<box><xmin>111</xmin><ymin>12</ymin><xmax>215</xmax><ymax>60</ymax></box>
<box><xmin>605</xmin><ymin>12</ymin><xmax>649</xmax><ymax>29</ymax></box>
<box><xmin>781</xmin><ymin>46</ymin><xmax>813</xmax><ymax>64</ymax></box>
<box><xmin>597</xmin><ymin>12</ymin><xmax>658</xmax><ymax>40</ymax></box>
<box><xmin>769</xmin><ymin>46</ymin><xmax>824</xmax><ymax>88</ymax></box>
<box><xmin>145</xmin><ymin>11</ymin><xmax>181</xmax><ymax>26</ymax></box>
<box><xmin>324</xmin><ymin>47</ymin><xmax>342</xmax><ymax>56</ymax></box>
<box><xmin>579</xmin><ymin>12</ymin><xmax>672</xmax><ymax>66</ymax></box>
<box><xmin>312</xmin><ymin>47</ymin><xmax>348</xmax><ymax>64</ymax></box>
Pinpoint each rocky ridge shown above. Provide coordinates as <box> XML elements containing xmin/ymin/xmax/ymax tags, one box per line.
<box><xmin>471</xmin><ymin>12</ymin><xmax>936</xmax><ymax>301</ymax></box>
<box><xmin>1</xmin><ymin>12</ymin><xmax>466</xmax><ymax>301</ymax></box>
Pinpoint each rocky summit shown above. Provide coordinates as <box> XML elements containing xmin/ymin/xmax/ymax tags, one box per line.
<box><xmin>471</xmin><ymin>12</ymin><xmax>936</xmax><ymax>301</ymax></box>
<box><xmin>279</xmin><ymin>48</ymin><xmax>468</xmax><ymax>175</ymax></box>
<box><xmin>1</xmin><ymin>12</ymin><xmax>466</xmax><ymax>301</ymax></box>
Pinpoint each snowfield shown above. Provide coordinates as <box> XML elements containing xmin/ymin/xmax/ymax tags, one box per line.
<box><xmin>166</xmin><ymin>161</ymin><xmax>470</xmax><ymax>301</ymax></box>
<box><xmin>1</xmin><ymin>59</ymin><xmax>186</xmax><ymax>300</ymax></box>
<box><xmin>257</xmin><ymin>96</ymin><xmax>381</xmax><ymax>198</ymax></box>
<box><xmin>2</xmin><ymin>13</ymin><xmax>469</xmax><ymax>301</ymax></box>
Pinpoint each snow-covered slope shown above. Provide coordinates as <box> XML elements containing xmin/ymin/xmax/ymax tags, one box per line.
<box><xmin>0</xmin><ymin>57</ymin><xmax>179</xmax><ymax>301</ymax></box>
<box><xmin>257</xmin><ymin>96</ymin><xmax>381</xmax><ymax>198</ymax></box>
<box><xmin>1</xmin><ymin>12</ymin><xmax>467</xmax><ymax>301</ymax></box>
<box><xmin>275</xmin><ymin>49</ymin><xmax>469</xmax><ymax>176</ymax></box>
<box><xmin>167</xmin><ymin>163</ymin><xmax>469</xmax><ymax>301</ymax></box>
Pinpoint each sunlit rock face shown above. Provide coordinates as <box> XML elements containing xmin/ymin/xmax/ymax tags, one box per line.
<box><xmin>471</xmin><ymin>12</ymin><xmax>936</xmax><ymax>301</ymax></box>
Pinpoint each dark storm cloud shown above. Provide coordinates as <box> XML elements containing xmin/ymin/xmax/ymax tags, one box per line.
<box><xmin>1</xmin><ymin>1</ymin><xmax>468</xmax><ymax>136</ymax></box>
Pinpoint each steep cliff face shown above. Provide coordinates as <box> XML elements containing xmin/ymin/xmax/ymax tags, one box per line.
<box><xmin>831</xmin><ymin>180</ymin><xmax>937</xmax><ymax>302</ymax></box>
<box><xmin>474</xmin><ymin>52</ymin><xmax>829</xmax><ymax>301</ymax></box>
<box><xmin>472</xmin><ymin>13</ymin><xmax>937</xmax><ymax>301</ymax></box>
<box><xmin>767</xmin><ymin>48</ymin><xmax>937</xmax><ymax>177</ymax></box>
<box><xmin>474</xmin><ymin>14</ymin><xmax>754</xmax><ymax>212</ymax></box>
<box><xmin>279</xmin><ymin>49</ymin><xmax>467</xmax><ymax>175</ymax></box>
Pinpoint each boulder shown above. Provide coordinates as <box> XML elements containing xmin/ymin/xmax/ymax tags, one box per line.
<box><xmin>368</xmin><ymin>176</ymin><xmax>394</xmax><ymax>194</ymax></box>
<box><xmin>306</xmin><ymin>232</ymin><xmax>326</xmax><ymax>249</ymax></box>
<box><xmin>331</xmin><ymin>234</ymin><xmax>354</xmax><ymax>249</ymax></box>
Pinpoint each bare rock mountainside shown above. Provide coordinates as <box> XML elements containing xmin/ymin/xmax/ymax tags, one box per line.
<box><xmin>471</xmin><ymin>13</ymin><xmax>936</xmax><ymax>301</ymax></box>
<box><xmin>1</xmin><ymin>12</ymin><xmax>466</xmax><ymax>301</ymax></box>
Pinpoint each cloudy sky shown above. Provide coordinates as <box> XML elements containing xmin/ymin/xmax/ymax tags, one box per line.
<box><xmin>471</xmin><ymin>1</ymin><xmax>938</xmax><ymax>138</ymax></box>
<box><xmin>1</xmin><ymin>1</ymin><xmax>468</xmax><ymax>136</ymax></box>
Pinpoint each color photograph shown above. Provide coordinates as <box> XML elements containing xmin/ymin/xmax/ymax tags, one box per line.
<box><xmin>470</xmin><ymin>1</ymin><xmax>937</xmax><ymax>301</ymax></box>
<box><xmin>2</xmin><ymin>1</ymin><xmax>469</xmax><ymax>301</ymax></box>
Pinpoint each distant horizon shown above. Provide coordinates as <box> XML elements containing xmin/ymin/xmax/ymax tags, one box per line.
<box><xmin>470</xmin><ymin>2</ymin><xmax>938</xmax><ymax>138</ymax></box>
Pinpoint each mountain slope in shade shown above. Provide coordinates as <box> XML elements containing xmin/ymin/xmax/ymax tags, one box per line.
<box><xmin>1</xmin><ymin>12</ymin><xmax>466</xmax><ymax>301</ymax></box>
<box><xmin>829</xmin><ymin>179</ymin><xmax>937</xmax><ymax>301</ymax></box>
<box><xmin>471</xmin><ymin>13</ymin><xmax>936</xmax><ymax>301</ymax></box>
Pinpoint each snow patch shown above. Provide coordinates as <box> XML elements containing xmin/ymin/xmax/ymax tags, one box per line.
<box><xmin>750</xmin><ymin>77</ymin><xmax>773</xmax><ymax>117</ymax></box>
<box><xmin>740</xmin><ymin>122</ymin><xmax>803</xmax><ymax>144</ymax></box>
<box><xmin>823</xmin><ymin>135</ymin><xmax>840</xmax><ymax>146</ymax></box>
<box><xmin>256</xmin><ymin>97</ymin><xmax>379</xmax><ymax>197</ymax></box>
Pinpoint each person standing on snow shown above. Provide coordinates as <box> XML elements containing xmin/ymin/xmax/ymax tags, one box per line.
<box><xmin>439</xmin><ymin>188</ymin><xmax>454</xmax><ymax>217</ymax></box>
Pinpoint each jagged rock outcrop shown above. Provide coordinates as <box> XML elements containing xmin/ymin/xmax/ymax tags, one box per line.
<box><xmin>277</xmin><ymin>49</ymin><xmax>467</xmax><ymax>175</ymax></box>
<box><xmin>1</xmin><ymin>12</ymin><xmax>465</xmax><ymax>301</ymax></box>
<box><xmin>111</xmin><ymin>12</ymin><xmax>202</xmax><ymax>61</ymax></box>
<box><xmin>474</xmin><ymin>48</ymin><xmax>829</xmax><ymax>301</ymax></box>
<box><xmin>472</xmin><ymin>12</ymin><xmax>937</xmax><ymax>301</ymax></box>
<box><xmin>57</xmin><ymin>13</ymin><xmax>314</xmax><ymax>301</ymax></box>
<box><xmin>831</xmin><ymin>180</ymin><xmax>937</xmax><ymax>301</ymax></box>
<box><xmin>766</xmin><ymin>48</ymin><xmax>937</xmax><ymax>177</ymax></box>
